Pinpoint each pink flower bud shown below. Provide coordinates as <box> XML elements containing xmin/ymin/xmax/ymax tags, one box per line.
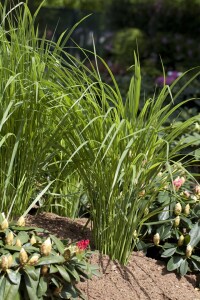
<box><xmin>173</xmin><ymin>176</ymin><xmax>185</xmax><ymax>190</ymax></box>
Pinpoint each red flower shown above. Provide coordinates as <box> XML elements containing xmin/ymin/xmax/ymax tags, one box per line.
<box><xmin>76</xmin><ymin>239</ymin><xmax>90</xmax><ymax>250</ymax></box>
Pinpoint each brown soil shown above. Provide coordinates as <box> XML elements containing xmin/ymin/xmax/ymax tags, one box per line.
<box><xmin>26</xmin><ymin>212</ymin><xmax>200</xmax><ymax>300</ymax></box>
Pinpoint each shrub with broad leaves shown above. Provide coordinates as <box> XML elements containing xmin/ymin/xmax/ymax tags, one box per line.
<box><xmin>136</xmin><ymin>167</ymin><xmax>200</xmax><ymax>277</ymax></box>
<box><xmin>0</xmin><ymin>213</ymin><xmax>99</xmax><ymax>299</ymax></box>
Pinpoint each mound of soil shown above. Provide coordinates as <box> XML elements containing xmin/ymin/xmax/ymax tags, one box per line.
<box><xmin>26</xmin><ymin>212</ymin><xmax>200</xmax><ymax>300</ymax></box>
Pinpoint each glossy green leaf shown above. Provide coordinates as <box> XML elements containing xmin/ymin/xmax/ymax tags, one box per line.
<box><xmin>10</xmin><ymin>226</ymin><xmax>46</xmax><ymax>232</ymax></box>
<box><xmin>24</xmin><ymin>265</ymin><xmax>39</xmax><ymax>281</ymax></box>
<box><xmin>65</xmin><ymin>265</ymin><xmax>80</xmax><ymax>281</ymax></box>
<box><xmin>191</xmin><ymin>259</ymin><xmax>200</xmax><ymax>271</ymax></box>
<box><xmin>163</xmin><ymin>243</ymin><xmax>175</xmax><ymax>249</ymax></box>
<box><xmin>175</xmin><ymin>248</ymin><xmax>185</xmax><ymax>255</ymax></box>
<box><xmin>37</xmin><ymin>276</ymin><xmax>48</xmax><ymax>298</ymax></box>
<box><xmin>50</xmin><ymin>264</ymin><xmax>58</xmax><ymax>274</ymax></box>
<box><xmin>161</xmin><ymin>247</ymin><xmax>177</xmax><ymax>258</ymax></box>
<box><xmin>157</xmin><ymin>224</ymin><xmax>172</xmax><ymax>240</ymax></box>
<box><xmin>167</xmin><ymin>256</ymin><xmax>183</xmax><ymax>271</ymax></box>
<box><xmin>60</xmin><ymin>284</ymin><xmax>78</xmax><ymax>299</ymax></box>
<box><xmin>181</xmin><ymin>216</ymin><xmax>192</xmax><ymax>228</ymax></box>
<box><xmin>24</xmin><ymin>272</ymin><xmax>40</xmax><ymax>300</ymax></box>
<box><xmin>75</xmin><ymin>267</ymin><xmax>90</xmax><ymax>280</ymax></box>
<box><xmin>4</xmin><ymin>277</ymin><xmax>16</xmax><ymax>300</ymax></box>
<box><xmin>191</xmin><ymin>255</ymin><xmax>200</xmax><ymax>262</ymax></box>
<box><xmin>189</xmin><ymin>221</ymin><xmax>200</xmax><ymax>247</ymax></box>
<box><xmin>158</xmin><ymin>205</ymin><xmax>170</xmax><ymax>221</ymax></box>
<box><xmin>37</xmin><ymin>255</ymin><xmax>65</xmax><ymax>266</ymax></box>
<box><xmin>50</xmin><ymin>234</ymin><xmax>65</xmax><ymax>254</ymax></box>
<box><xmin>23</xmin><ymin>245</ymin><xmax>40</xmax><ymax>253</ymax></box>
<box><xmin>51</xmin><ymin>277</ymin><xmax>59</xmax><ymax>288</ymax></box>
<box><xmin>183</xmin><ymin>234</ymin><xmax>190</xmax><ymax>245</ymax></box>
<box><xmin>6</xmin><ymin>270</ymin><xmax>21</xmax><ymax>285</ymax></box>
<box><xmin>12</xmin><ymin>252</ymin><xmax>20</xmax><ymax>267</ymax></box>
<box><xmin>193</xmin><ymin>204</ymin><xmax>200</xmax><ymax>216</ymax></box>
<box><xmin>4</xmin><ymin>277</ymin><xmax>20</xmax><ymax>300</ymax></box>
<box><xmin>0</xmin><ymin>276</ymin><xmax>6</xmax><ymax>299</ymax></box>
<box><xmin>4</xmin><ymin>246</ymin><xmax>21</xmax><ymax>252</ymax></box>
<box><xmin>15</xmin><ymin>231</ymin><xmax>29</xmax><ymax>245</ymax></box>
<box><xmin>158</xmin><ymin>191</ymin><xmax>170</xmax><ymax>204</ymax></box>
<box><xmin>179</xmin><ymin>259</ymin><xmax>189</xmax><ymax>276</ymax></box>
<box><xmin>56</xmin><ymin>265</ymin><xmax>71</xmax><ymax>282</ymax></box>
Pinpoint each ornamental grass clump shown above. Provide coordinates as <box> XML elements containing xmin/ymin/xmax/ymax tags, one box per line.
<box><xmin>0</xmin><ymin>0</ymin><xmax>84</xmax><ymax>218</ymax></box>
<box><xmin>0</xmin><ymin>213</ymin><xmax>99</xmax><ymax>299</ymax></box>
<box><xmin>53</xmin><ymin>51</ymin><xmax>200</xmax><ymax>264</ymax></box>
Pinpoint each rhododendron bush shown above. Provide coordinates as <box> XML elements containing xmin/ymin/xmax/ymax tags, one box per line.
<box><xmin>0</xmin><ymin>214</ymin><xmax>99</xmax><ymax>299</ymax></box>
<box><xmin>136</xmin><ymin>167</ymin><xmax>200</xmax><ymax>276</ymax></box>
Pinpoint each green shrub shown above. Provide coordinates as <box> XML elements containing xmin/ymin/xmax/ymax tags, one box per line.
<box><xmin>107</xmin><ymin>0</ymin><xmax>200</xmax><ymax>70</ymax></box>
<box><xmin>113</xmin><ymin>28</ymin><xmax>147</xmax><ymax>66</ymax></box>
<box><xmin>0</xmin><ymin>213</ymin><xmax>99</xmax><ymax>299</ymax></box>
<box><xmin>138</xmin><ymin>170</ymin><xmax>200</xmax><ymax>276</ymax></box>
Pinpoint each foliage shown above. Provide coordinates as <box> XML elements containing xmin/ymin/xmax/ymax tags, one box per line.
<box><xmin>0</xmin><ymin>0</ymin><xmax>85</xmax><ymax>218</ymax></box>
<box><xmin>0</xmin><ymin>213</ymin><xmax>99</xmax><ymax>299</ymax></box>
<box><xmin>0</xmin><ymin>0</ymin><xmax>199</xmax><ymax>267</ymax></box>
<box><xmin>107</xmin><ymin>0</ymin><xmax>200</xmax><ymax>71</ymax></box>
<box><xmin>138</xmin><ymin>171</ymin><xmax>200</xmax><ymax>276</ymax></box>
<box><xmin>49</xmin><ymin>45</ymin><xmax>200</xmax><ymax>264</ymax></box>
<box><xmin>113</xmin><ymin>28</ymin><xmax>147</xmax><ymax>65</ymax></box>
<box><xmin>14</xmin><ymin>0</ymin><xmax>111</xmax><ymax>12</ymax></box>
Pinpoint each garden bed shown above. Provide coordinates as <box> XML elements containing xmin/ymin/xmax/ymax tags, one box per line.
<box><xmin>26</xmin><ymin>213</ymin><xmax>200</xmax><ymax>300</ymax></box>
